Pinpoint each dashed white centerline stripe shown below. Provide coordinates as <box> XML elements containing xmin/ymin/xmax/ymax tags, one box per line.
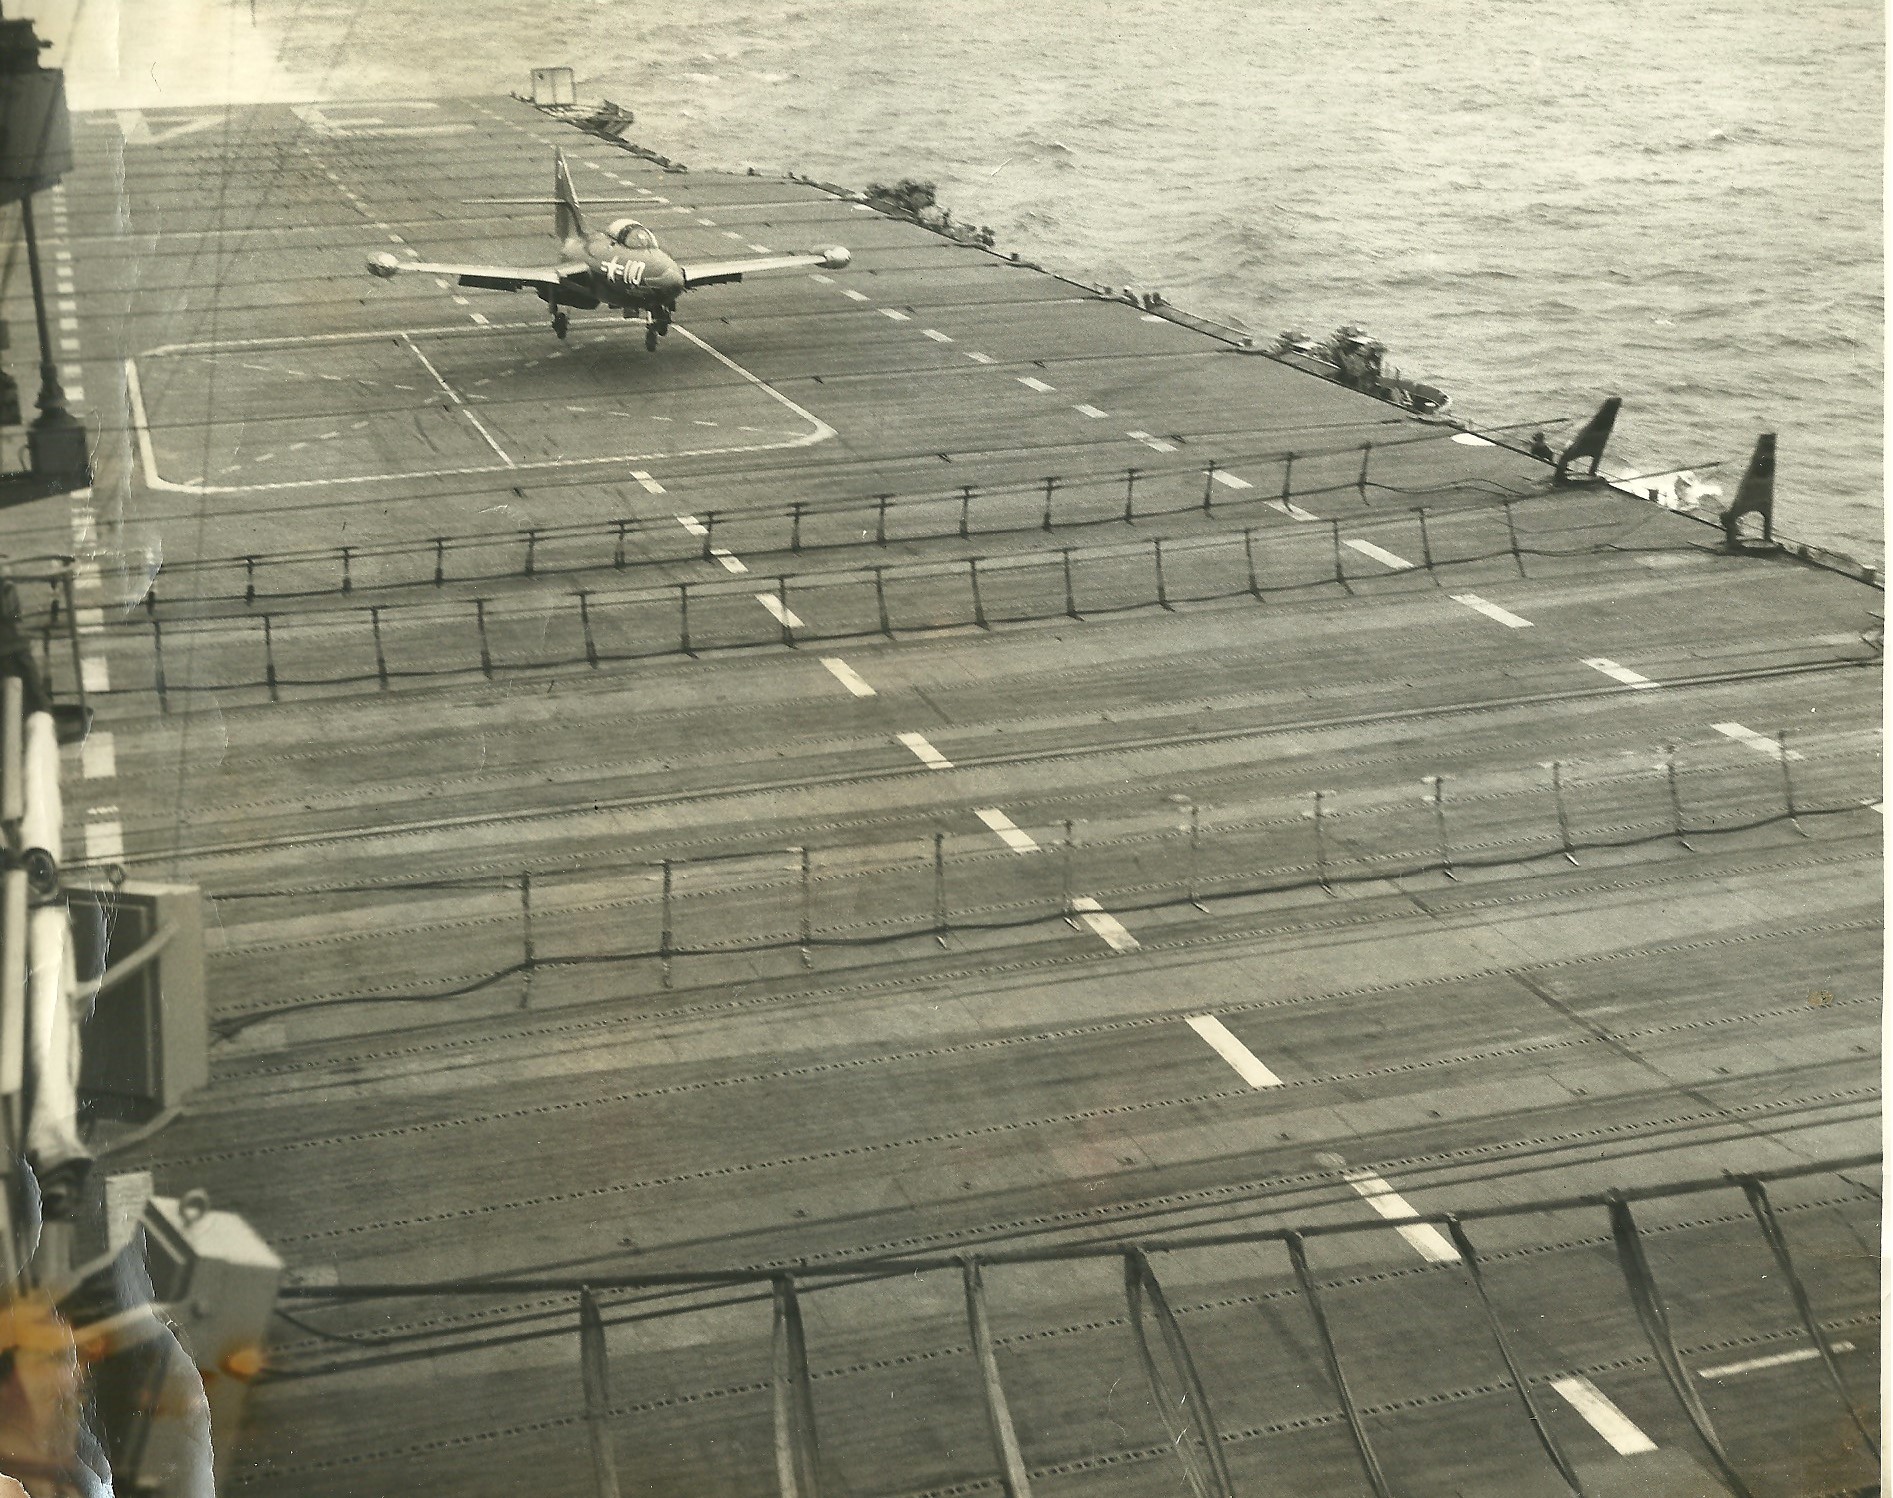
<box><xmin>1185</xmin><ymin>1015</ymin><xmax>1282</xmax><ymax>1088</ymax></box>
<box><xmin>921</xmin><ymin>328</ymin><xmax>953</xmax><ymax>343</ymax></box>
<box><xmin>878</xmin><ymin>308</ymin><xmax>911</xmax><ymax>322</ymax></box>
<box><xmin>1450</xmin><ymin>593</ymin><xmax>1534</xmax><ymax>629</ymax></box>
<box><xmin>897</xmin><ymin>731</ymin><xmax>953</xmax><ymax>770</ymax></box>
<box><xmin>1343</xmin><ymin>538</ymin><xmax>1415</xmax><ymax>570</ymax></box>
<box><xmin>74</xmin><ymin>607</ymin><xmax>104</xmax><ymax>636</ymax></box>
<box><xmin>469</xmin><ymin>312</ymin><xmax>489</xmax><ymax>326</ymax></box>
<box><xmin>1712</xmin><ymin>721</ymin><xmax>1802</xmax><ymax>759</ymax></box>
<box><xmin>631</xmin><ymin>470</ymin><xmax>666</xmax><ymax>494</ymax></box>
<box><xmin>746</xmin><ymin>242</ymin><xmax>772</xmax><ymax>253</ymax></box>
<box><xmin>1069</xmin><ymin>897</ymin><xmax>1140</xmax><ymax>953</ymax></box>
<box><xmin>1017</xmin><ymin>376</ymin><xmax>1056</xmax><ymax>392</ymax></box>
<box><xmin>1211</xmin><ymin>470</ymin><xmax>1253</xmax><ymax>490</ymax></box>
<box><xmin>84</xmin><ymin>819</ymin><xmax>123</xmax><ymax>862</ymax></box>
<box><xmin>974</xmin><ymin>808</ymin><xmax>1040</xmax><ymax>854</ymax></box>
<box><xmin>1073</xmin><ymin>404</ymin><xmax>1108</xmax><ymax>419</ymax></box>
<box><xmin>809</xmin><ymin>273</ymin><xmax>833</xmax><ymax>284</ymax></box>
<box><xmin>820</xmin><ymin>657</ymin><xmax>877</xmax><ymax>697</ymax></box>
<box><xmin>1582</xmin><ymin>656</ymin><xmax>1660</xmax><ymax>690</ymax></box>
<box><xmin>80</xmin><ymin>658</ymin><xmax>109</xmax><ymax>693</ymax></box>
<box><xmin>676</xmin><ymin>515</ymin><xmax>708</xmax><ymax>536</ymax></box>
<box><xmin>1266</xmin><ymin>499</ymin><xmax>1319</xmax><ymax>522</ymax></box>
<box><xmin>1340</xmin><ymin>1169</ymin><xmax>1461</xmax><ymax>1263</ymax></box>
<box><xmin>1698</xmin><ymin>1343</ymin><xmax>1854</xmax><ymax>1379</ymax></box>
<box><xmin>841</xmin><ymin>289</ymin><xmax>870</xmax><ymax>302</ymax></box>
<box><xmin>1127</xmin><ymin>430</ymin><xmax>1176</xmax><ymax>453</ymax></box>
<box><xmin>756</xmin><ymin>593</ymin><xmax>804</xmax><ymax>629</ymax></box>
<box><xmin>963</xmin><ymin>351</ymin><xmax>994</xmax><ymax>364</ymax></box>
<box><xmin>1549</xmin><ymin>1376</ymin><xmax>1658</xmax><ymax>1454</ymax></box>
<box><xmin>710</xmin><ymin>549</ymin><xmax>748</xmax><ymax>574</ymax></box>
<box><xmin>80</xmin><ymin>732</ymin><xmax>115</xmax><ymax>780</ymax></box>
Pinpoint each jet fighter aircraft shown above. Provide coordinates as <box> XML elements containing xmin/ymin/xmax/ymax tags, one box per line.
<box><xmin>366</xmin><ymin>150</ymin><xmax>851</xmax><ymax>350</ymax></box>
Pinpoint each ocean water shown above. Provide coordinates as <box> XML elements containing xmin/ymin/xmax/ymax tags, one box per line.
<box><xmin>206</xmin><ymin>1</ymin><xmax>1889</xmax><ymax>559</ymax></box>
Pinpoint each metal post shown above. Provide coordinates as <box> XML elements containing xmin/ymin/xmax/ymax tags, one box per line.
<box><xmin>369</xmin><ymin>606</ymin><xmax>389</xmax><ymax>689</ymax></box>
<box><xmin>1503</xmin><ymin>499</ymin><xmax>1526</xmax><ymax>577</ymax></box>
<box><xmin>474</xmin><ymin>599</ymin><xmax>493</xmax><ymax>679</ymax></box>
<box><xmin>677</xmin><ymin>583</ymin><xmax>693</xmax><ymax>656</ymax></box>
<box><xmin>958</xmin><ymin>485</ymin><xmax>974</xmax><ymax>540</ymax></box>
<box><xmin>961</xmin><ymin>1258</ymin><xmax>1034</xmax><ymax>1498</ymax></box>
<box><xmin>776</xmin><ymin>577</ymin><xmax>795</xmax><ymax>646</ymax></box>
<box><xmin>1153</xmin><ymin>538</ymin><xmax>1172</xmax><ymax>610</ymax></box>
<box><xmin>151</xmin><ymin>619</ymin><xmax>168</xmax><ymax>713</ymax></box>
<box><xmin>873</xmin><ymin>568</ymin><xmax>891</xmax><ymax>636</ymax></box>
<box><xmin>1549</xmin><ymin>760</ymin><xmax>1579</xmax><ymax>864</ymax></box>
<box><xmin>1329</xmin><ymin>519</ymin><xmax>1352</xmax><ymax>593</ymax></box>
<box><xmin>1242</xmin><ymin>527</ymin><xmax>1261</xmax><ymax>598</ymax></box>
<box><xmin>1202</xmin><ymin>461</ymin><xmax>1217</xmax><ymax>513</ymax></box>
<box><xmin>261</xmin><ymin>613</ymin><xmax>280</xmax><ymax>700</ymax></box>
<box><xmin>1283</xmin><ymin>1232</ymin><xmax>1395</xmax><ymax>1498</ymax></box>
<box><xmin>1280</xmin><ymin>450</ymin><xmax>1296</xmax><ymax>503</ymax></box>
<box><xmin>790</xmin><ymin>502</ymin><xmax>804</xmax><ymax>554</ymax></box>
<box><xmin>1412</xmin><ymin>506</ymin><xmax>1437</xmax><ymax>582</ymax></box>
<box><xmin>336</xmin><ymin>544</ymin><xmax>352</xmax><ymax>594</ymax></box>
<box><xmin>613</xmin><ymin>518</ymin><xmax>629</xmax><ymax>570</ymax></box>
<box><xmin>1425</xmin><ymin>775</ymin><xmax>1457</xmax><ymax>880</ymax></box>
<box><xmin>1357</xmin><ymin>442</ymin><xmax>1372</xmax><ymax>503</ymax></box>
<box><xmin>18</xmin><ymin>196</ymin><xmax>71</xmax><ymax>423</ymax></box>
<box><xmin>518</xmin><ymin>872</ymin><xmax>535</xmax><ymax>1008</ymax></box>
<box><xmin>701</xmin><ymin>510</ymin><xmax>717</xmax><ymax>563</ymax></box>
<box><xmin>969</xmin><ymin>557</ymin><xmax>988</xmax><ymax>629</ymax></box>
<box><xmin>433</xmin><ymin>536</ymin><xmax>446</xmax><ymax>586</ymax></box>
<box><xmin>1040</xmin><ymin>476</ymin><xmax>1056</xmax><ymax>532</ymax></box>
<box><xmin>522</xmin><ymin>530</ymin><xmax>537</xmax><ymax>578</ymax></box>
<box><xmin>1311</xmin><ymin>790</ymin><xmax>1335</xmax><ymax>895</ymax></box>
<box><xmin>243</xmin><ymin>555</ymin><xmax>256</xmax><ymax>604</ymax></box>
<box><xmin>577</xmin><ymin>591</ymin><xmax>599</xmax><ymax>668</ymax></box>
<box><xmin>1124</xmin><ymin>467</ymin><xmax>1139</xmax><ymax>524</ymax></box>
<box><xmin>876</xmin><ymin>493</ymin><xmax>891</xmax><ymax>546</ymax></box>
<box><xmin>933</xmin><ymin>830</ymin><xmax>948</xmax><ymax>946</ymax></box>
<box><xmin>1662</xmin><ymin>744</ymin><xmax>1694</xmax><ymax>851</ymax></box>
<box><xmin>1061</xmin><ymin>549</ymin><xmax>1078</xmax><ymax>618</ymax></box>
<box><xmin>798</xmin><ymin>846</ymin><xmax>813</xmax><ymax>968</ymax></box>
<box><xmin>1777</xmin><ymin>728</ymin><xmax>1806</xmax><ymax>835</ymax></box>
<box><xmin>659</xmin><ymin>859</ymin><xmax>674</xmax><ymax>990</ymax></box>
<box><xmin>1060</xmin><ymin>819</ymin><xmax>1076</xmax><ymax>923</ymax></box>
<box><xmin>1169</xmin><ymin>795</ymin><xmax>1204</xmax><ymax>911</ymax></box>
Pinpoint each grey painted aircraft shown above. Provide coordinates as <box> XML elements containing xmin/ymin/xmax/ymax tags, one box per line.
<box><xmin>366</xmin><ymin>149</ymin><xmax>850</xmax><ymax>350</ymax></box>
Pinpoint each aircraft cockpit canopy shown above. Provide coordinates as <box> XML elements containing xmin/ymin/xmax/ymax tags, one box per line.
<box><xmin>606</xmin><ymin>218</ymin><xmax>656</xmax><ymax>249</ymax></box>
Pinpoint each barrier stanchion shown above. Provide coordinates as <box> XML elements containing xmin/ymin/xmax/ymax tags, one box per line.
<box><xmin>1548</xmin><ymin>760</ymin><xmax>1579</xmax><ymax>864</ymax></box>
<box><xmin>613</xmin><ymin>518</ymin><xmax>629</xmax><ymax>570</ymax></box>
<box><xmin>790</xmin><ymin>502</ymin><xmax>804</xmax><ymax>554</ymax></box>
<box><xmin>876</xmin><ymin>493</ymin><xmax>891</xmax><ymax>546</ymax></box>
<box><xmin>933</xmin><ymin>831</ymin><xmax>949</xmax><ymax>946</ymax></box>
<box><xmin>243</xmin><ymin>556</ymin><xmax>256</xmax><ymax>604</ymax></box>
<box><xmin>1503</xmin><ymin>500</ymin><xmax>1526</xmax><ymax>577</ymax></box>
<box><xmin>576</xmin><ymin>591</ymin><xmax>599</xmax><ymax>668</ymax></box>
<box><xmin>1281</xmin><ymin>450</ymin><xmax>1296</xmax><ymax>504</ymax></box>
<box><xmin>1153</xmin><ymin>538</ymin><xmax>1172</xmax><ymax>610</ymax></box>
<box><xmin>1777</xmin><ymin>728</ymin><xmax>1806</xmax><ymax>835</ymax></box>
<box><xmin>1311</xmin><ymin>790</ymin><xmax>1335</xmax><ymax>895</ymax></box>
<box><xmin>473</xmin><ymin>600</ymin><xmax>493</xmax><ymax>680</ymax></box>
<box><xmin>1202</xmin><ymin>461</ymin><xmax>1217</xmax><ymax>514</ymax></box>
<box><xmin>432</xmin><ymin>536</ymin><xmax>446</xmax><ymax>586</ymax></box>
<box><xmin>1061</xmin><ymin>549</ymin><xmax>1079</xmax><ymax>619</ymax></box>
<box><xmin>777</xmin><ymin>578</ymin><xmax>795</xmax><ymax>646</ymax></box>
<box><xmin>798</xmin><ymin>847</ymin><xmax>813</xmax><ymax>968</ymax></box>
<box><xmin>659</xmin><ymin>859</ymin><xmax>674</xmax><ymax>990</ymax></box>
<box><xmin>873</xmin><ymin>568</ymin><xmax>891</xmax><ymax>637</ymax></box>
<box><xmin>1357</xmin><ymin>442</ymin><xmax>1372</xmax><ymax>504</ymax></box>
<box><xmin>969</xmin><ymin>558</ymin><xmax>988</xmax><ymax>629</ymax></box>
<box><xmin>1059</xmin><ymin>820</ymin><xmax>1076</xmax><ymax>923</ymax></box>
<box><xmin>1242</xmin><ymin>528</ymin><xmax>1261</xmax><ymax>598</ymax></box>
<box><xmin>677</xmin><ymin>583</ymin><xmax>693</xmax><ymax>657</ymax></box>
<box><xmin>1425</xmin><ymin>775</ymin><xmax>1457</xmax><ymax>880</ymax></box>
<box><xmin>958</xmin><ymin>485</ymin><xmax>974</xmax><ymax>540</ymax></box>
<box><xmin>151</xmin><ymin>619</ymin><xmax>168</xmax><ymax>713</ymax></box>
<box><xmin>1329</xmin><ymin>520</ymin><xmax>1353</xmax><ymax>594</ymax></box>
<box><xmin>1041</xmin><ymin>477</ymin><xmax>1057</xmax><ymax>533</ymax></box>
<box><xmin>1124</xmin><ymin>467</ymin><xmax>1139</xmax><ymax>523</ymax></box>
<box><xmin>1412</xmin><ymin>506</ymin><xmax>1437</xmax><ymax>581</ymax></box>
<box><xmin>518</xmin><ymin>872</ymin><xmax>535</xmax><ymax>1009</ymax></box>
<box><xmin>1663</xmin><ymin>745</ymin><xmax>1694</xmax><ymax>851</ymax></box>
<box><xmin>340</xmin><ymin>545</ymin><xmax>354</xmax><ymax>594</ymax></box>
<box><xmin>369</xmin><ymin>606</ymin><xmax>389</xmax><ymax>689</ymax></box>
<box><xmin>522</xmin><ymin>530</ymin><xmax>537</xmax><ymax>578</ymax></box>
<box><xmin>261</xmin><ymin>614</ymin><xmax>280</xmax><ymax>700</ymax></box>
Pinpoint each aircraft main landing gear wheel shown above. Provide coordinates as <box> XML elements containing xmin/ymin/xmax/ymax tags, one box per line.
<box><xmin>645</xmin><ymin>322</ymin><xmax>659</xmax><ymax>352</ymax></box>
<box><xmin>552</xmin><ymin>311</ymin><xmax>569</xmax><ymax>340</ymax></box>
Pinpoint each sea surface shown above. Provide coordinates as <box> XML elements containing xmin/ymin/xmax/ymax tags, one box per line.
<box><xmin>160</xmin><ymin>0</ymin><xmax>1893</xmax><ymax>559</ymax></box>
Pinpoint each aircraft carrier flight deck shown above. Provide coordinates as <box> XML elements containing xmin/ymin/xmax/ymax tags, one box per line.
<box><xmin>9</xmin><ymin>93</ymin><xmax>1882</xmax><ymax>1496</ymax></box>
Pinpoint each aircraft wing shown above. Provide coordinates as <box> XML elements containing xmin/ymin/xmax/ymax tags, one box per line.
<box><xmin>682</xmin><ymin>248</ymin><xmax>850</xmax><ymax>289</ymax></box>
<box><xmin>365</xmin><ymin>251</ymin><xmax>587</xmax><ymax>293</ymax></box>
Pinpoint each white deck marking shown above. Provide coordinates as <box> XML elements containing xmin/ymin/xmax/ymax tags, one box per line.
<box><xmin>74</xmin><ymin>607</ymin><xmax>105</xmax><ymax>636</ymax></box>
<box><xmin>1344</xmin><ymin>538</ymin><xmax>1415</xmax><ymax>570</ymax></box>
<box><xmin>723</xmin><ymin>230</ymin><xmax>744</xmax><ymax>239</ymax></box>
<box><xmin>631</xmin><ymin>470</ymin><xmax>666</xmax><ymax>494</ymax></box>
<box><xmin>1073</xmin><ymin>403</ymin><xmax>1108</xmax><ymax>418</ymax></box>
<box><xmin>1450</xmin><ymin>593</ymin><xmax>1534</xmax><ymax>629</ymax></box>
<box><xmin>1211</xmin><ymin>469</ymin><xmax>1253</xmax><ymax>490</ymax></box>
<box><xmin>809</xmin><ymin>273</ymin><xmax>833</xmax><ymax>283</ymax></box>
<box><xmin>963</xmin><ymin>351</ymin><xmax>995</xmax><ymax>364</ymax></box>
<box><xmin>841</xmin><ymin>288</ymin><xmax>870</xmax><ymax>302</ymax></box>
<box><xmin>878</xmin><ymin>308</ymin><xmax>911</xmax><ymax>321</ymax></box>
<box><xmin>1341</xmin><ymin>1169</ymin><xmax>1461</xmax><ymax>1262</ymax></box>
<box><xmin>698</xmin><ymin>217</ymin><xmax>718</xmax><ymax>226</ymax></box>
<box><xmin>1140</xmin><ymin>313</ymin><xmax>1166</xmax><ymax>322</ymax></box>
<box><xmin>756</xmin><ymin>593</ymin><xmax>805</xmax><ymax>629</ymax></box>
<box><xmin>820</xmin><ymin>657</ymin><xmax>877</xmax><ymax>697</ymax></box>
<box><xmin>747</xmin><ymin>242</ymin><xmax>772</xmax><ymax>253</ymax></box>
<box><xmin>1452</xmin><ymin>431</ymin><xmax>1497</xmax><ymax>447</ymax></box>
<box><xmin>1017</xmin><ymin>376</ymin><xmax>1056</xmax><ymax>392</ymax></box>
<box><xmin>1582</xmin><ymin>656</ymin><xmax>1660</xmax><ymax>689</ymax></box>
<box><xmin>1266</xmin><ymin>499</ymin><xmax>1319</xmax><ymax>521</ymax></box>
<box><xmin>676</xmin><ymin>514</ymin><xmax>709</xmax><ymax>535</ymax></box>
<box><xmin>1186</xmin><ymin>1015</ymin><xmax>1282</xmax><ymax>1088</ymax></box>
<box><xmin>1127</xmin><ymin>430</ymin><xmax>1177</xmax><ymax>453</ymax></box>
<box><xmin>81</xmin><ymin>732</ymin><xmax>116</xmax><ymax>780</ymax></box>
<box><xmin>1550</xmin><ymin>1377</ymin><xmax>1658</xmax><ymax>1454</ymax></box>
<box><xmin>1712</xmin><ymin>721</ymin><xmax>1803</xmax><ymax>759</ymax></box>
<box><xmin>1698</xmin><ymin>1343</ymin><xmax>1853</xmax><ymax>1379</ymax></box>
<box><xmin>921</xmin><ymin>328</ymin><xmax>953</xmax><ymax>343</ymax></box>
<box><xmin>974</xmin><ymin>807</ymin><xmax>1040</xmax><ymax>854</ymax></box>
<box><xmin>74</xmin><ymin>563</ymin><xmax>101</xmax><ymax>594</ymax></box>
<box><xmin>58</xmin><ymin>316</ymin><xmax>79</xmax><ymax>332</ymax></box>
<box><xmin>80</xmin><ymin>657</ymin><xmax>109</xmax><ymax>693</ymax></box>
<box><xmin>84</xmin><ymin>820</ymin><xmax>124</xmax><ymax>862</ymax></box>
<box><xmin>710</xmin><ymin>548</ymin><xmax>748</xmax><ymax>574</ymax></box>
<box><xmin>400</xmin><ymin>333</ymin><xmax>513</xmax><ymax>467</ymax></box>
<box><xmin>1070</xmin><ymin>896</ymin><xmax>1140</xmax><ymax>953</ymax></box>
<box><xmin>853</xmin><ymin>202</ymin><xmax>876</xmax><ymax>211</ymax></box>
<box><xmin>896</xmin><ymin>731</ymin><xmax>953</xmax><ymax>769</ymax></box>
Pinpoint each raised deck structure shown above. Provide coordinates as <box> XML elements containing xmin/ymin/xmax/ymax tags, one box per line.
<box><xmin>9</xmin><ymin>94</ymin><xmax>1880</xmax><ymax>1494</ymax></box>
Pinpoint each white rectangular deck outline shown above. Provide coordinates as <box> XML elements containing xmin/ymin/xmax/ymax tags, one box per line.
<box><xmin>1711</xmin><ymin>721</ymin><xmax>1803</xmax><ymax>759</ymax></box>
<box><xmin>1185</xmin><ymin>1015</ymin><xmax>1283</xmax><ymax>1088</ymax></box>
<box><xmin>399</xmin><ymin>334</ymin><xmax>514</xmax><ymax>467</ymax></box>
<box><xmin>1450</xmin><ymin>593</ymin><xmax>1534</xmax><ymax>629</ymax></box>
<box><xmin>1340</xmin><ymin>1168</ymin><xmax>1460</xmax><ymax>1263</ymax></box>
<box><xmin>1582</xmin><ymin>656</ymin><xmax>1660</xmax><ymax>689</ymax></box>
<box><xmin>1697</xmin><ymin>1342</ymin><xmax>1853</xmax><ymax>1379</ymax></box>
<box><xmin>123</xmin><ymin>322</ymin><xmax>835</xmax><ymax>493</ymax></box>
<box><xmin>1266</xmin><ymin>499</ymin><xmax>1319</xmax><ymax>521</ymax></box>
<box><xmin>755</xmin><ymin>593</ymin><xmax>805</xmax><ymax>629</ymax></box>
<box><xmin>974</xmin><ymin>808</ymin><xmax>1040</xmax><ymax>854</ymax></box>
<box><xmin>820</xmin><ymin>658</ymin><xmax>877</xmax><ymax>697</ymax></box>
<box><xmin>1549</xmin><ymin>1376</ymin><xmax>1658</xmax><ymax>1454</ymax></box>
<box><xmin>1343</xmin><ymin>538</ymin><xmax>1415</xmax><ymax>570</ymax></box>
<box><xmin>1070</xmin><ymin>896</ymin><xmax>1140</xmax><ymax>953</ymax></box>
<box><xmin>897</xmin><ymin>731</ymin><xmax>953</xmax><ymax>770</ymax></box>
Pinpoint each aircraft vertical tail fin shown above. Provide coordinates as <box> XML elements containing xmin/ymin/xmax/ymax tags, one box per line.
<box><xmin>554</xmin><ymin>149</ymin><xmax>585</xmax><ymax>241</ymax></box>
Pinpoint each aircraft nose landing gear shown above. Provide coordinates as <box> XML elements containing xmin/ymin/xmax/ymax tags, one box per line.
<box><xmin>552</xmin><ymin>310</ymin><xmax>569</xmax><ymax>341</ymax></box>
<box><xmin>645</xmin><ymin>321</ymin><xmax>659</xmax><ymax>353</ymax></box>
<box><xmin>646</xmin><ymin>304</ymin><xmax>673</xmax><ymax>353</ymax></box>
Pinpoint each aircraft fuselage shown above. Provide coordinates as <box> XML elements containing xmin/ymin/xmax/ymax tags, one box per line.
<box><xmin>568</xmin><ymin>231</ymin><xmax>685</xmax><ymax>311</ymax></box>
